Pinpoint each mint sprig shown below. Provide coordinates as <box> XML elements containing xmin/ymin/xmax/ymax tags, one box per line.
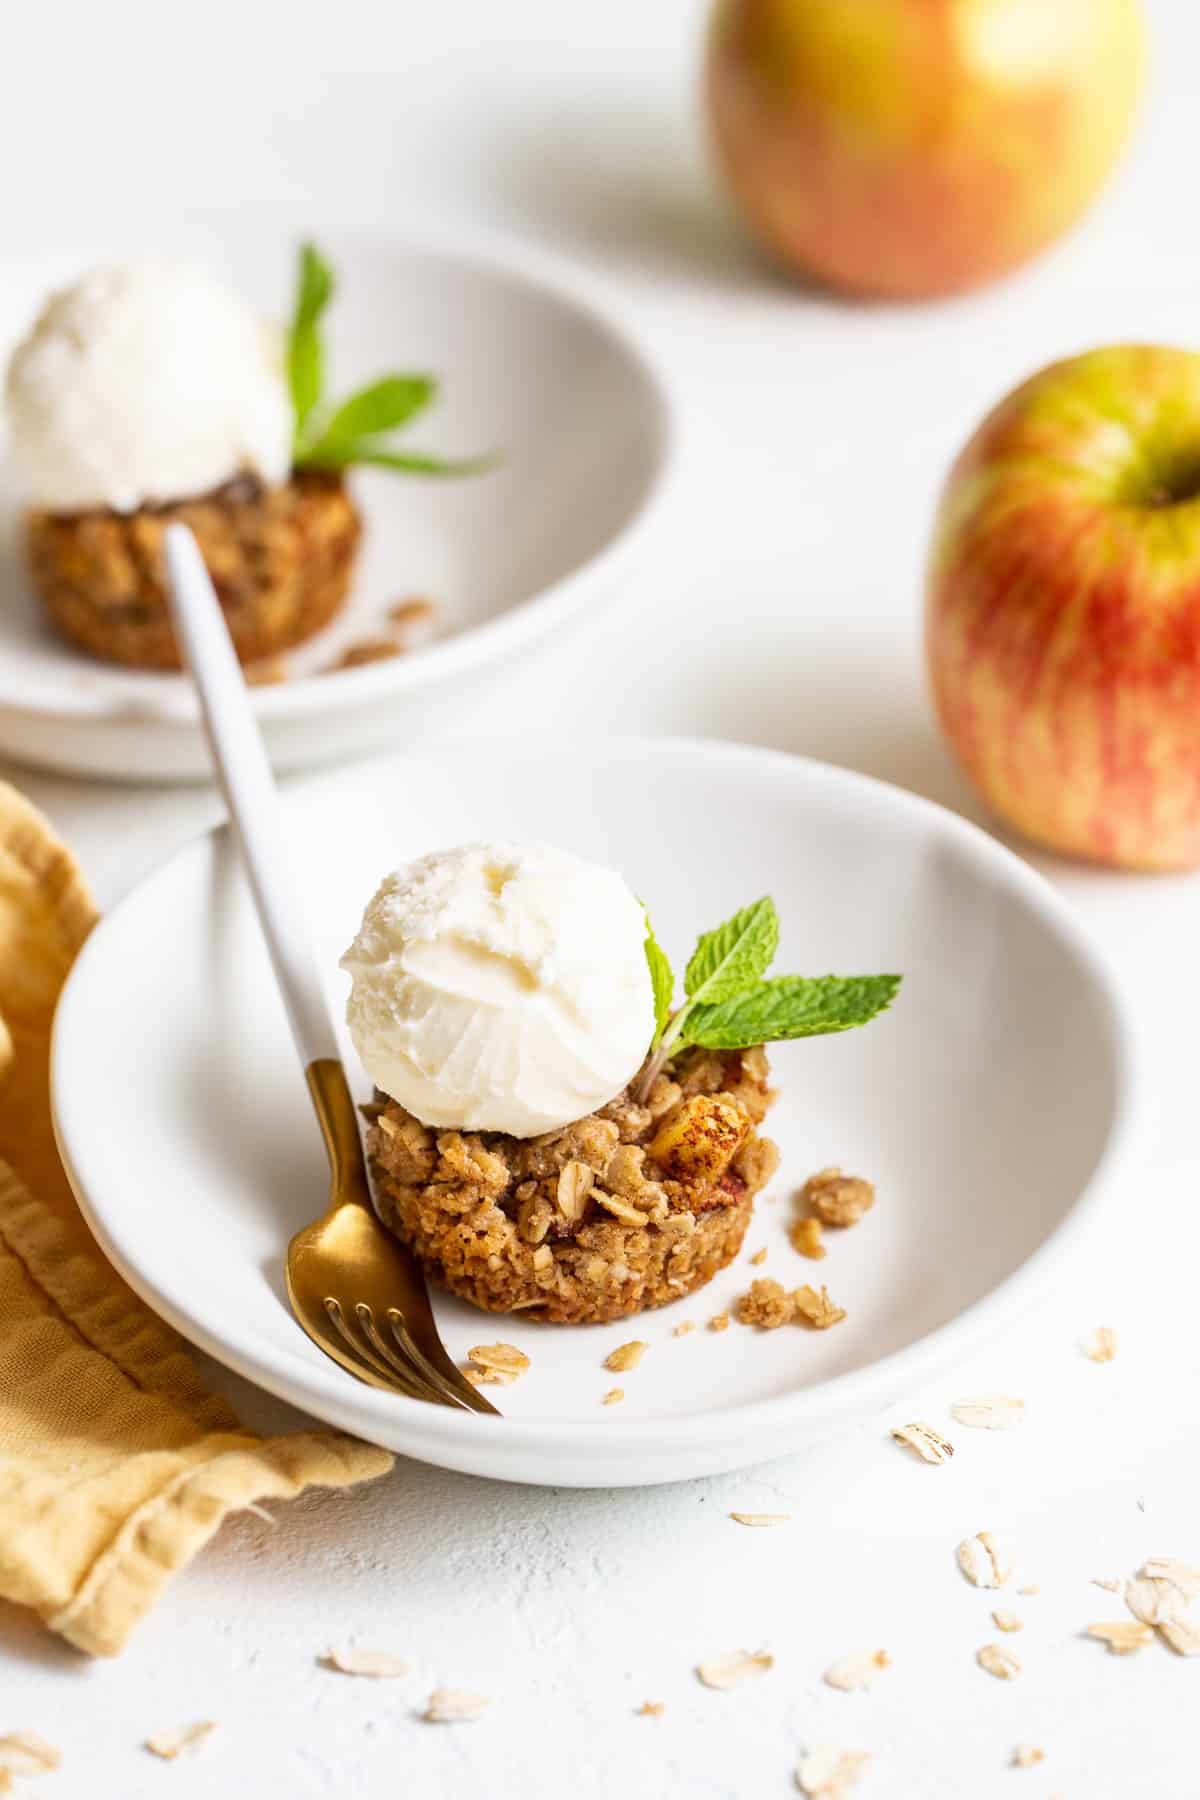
<box><xmin>636</xmin><ymin>897</ymin><xmax>899</xmax><ymax>1097</ymax></box>
<box><xmin>642</xmin><ymin>908</ymin><xmax>675</xmax><ymax>1039</ymax></box>
<box><xmin>285</xmin><ymin>241</ymin><xmax>493</xmax><ymax>479</ymax></box>
<box><xmin>288</xmin><ymin>242</ymin><xmax>334</xmax><ymax>437</ymax></box>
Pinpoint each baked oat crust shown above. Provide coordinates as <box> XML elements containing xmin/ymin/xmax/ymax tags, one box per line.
<box><xmin>366</xmin><ymin>1046</ymin><xmax>780</xmax><ymax>1324</ymax></box>
<box><xmin>25</xmin><ymin>470</ymin><xmax>361</xmax><ymax>670</ymax></box>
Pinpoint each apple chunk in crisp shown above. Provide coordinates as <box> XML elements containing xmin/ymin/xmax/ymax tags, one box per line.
<box><xmin>340</xmin><ymin>841</ymin><xmax>899</xmax><ymax>1324</ymax></box>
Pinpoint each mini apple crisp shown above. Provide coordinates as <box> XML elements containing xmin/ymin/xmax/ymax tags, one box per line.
<box><xmin>365</xmin><ymin>1047</ymin><xmax>780</xmax><ymax>1324</ymax></box>
<box><xmin>27</xmin><ymin>472</ymin><xmax>361</xmax><ymax>670</ymax></box>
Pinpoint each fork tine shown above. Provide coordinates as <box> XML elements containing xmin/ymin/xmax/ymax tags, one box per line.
<box><xmin>323</xmin><ymin>1297</ymin><xmax>434</xmax><ymax>1402</ymax></box>
<box><xmin>354</xmin><ymin>1303</ymin><xmax>468</xmax><ymax>1411</ymax></box>
<box><xmin>386</xmin><ymin>1309</ymin><xmax>501</xmax><ymax>1417</ymax></box>
<box><xmin>313</xmin><ymin>1299</ymin><xmax>417</xmax><ymax>1395</ymax></box>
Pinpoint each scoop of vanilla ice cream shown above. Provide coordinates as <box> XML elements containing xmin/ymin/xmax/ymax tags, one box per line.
<box><xmin>4</xmin><ymin>260</ymin><xmax>293</xmax><ymax>512</ymax></box>
<box><xmin>340</xmin><ymin>842</ymin><xmax>656</xmax><ymax>1138</ymax></box>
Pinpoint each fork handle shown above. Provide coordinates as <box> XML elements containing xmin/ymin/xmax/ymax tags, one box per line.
<box><xmin>163</xmin><ymin>524</ymin><xmax>339</xmax><ymax>1070</ymax></box>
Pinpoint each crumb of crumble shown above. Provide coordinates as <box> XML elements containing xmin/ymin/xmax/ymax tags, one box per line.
<box><xmin>328</xmin><ymin>635</ymin><xmax>406</xmax><ymax>671</ymax></box>
<box><xmin>735</xmin><ymin>1278</ymin><xmax>793</xmax><ymax>1329</ymax></box>
<box><xmin>604</xmin><ymin>1341</ymin><xmax>647</xmax><ymax>1372</ymax></box>
<box><xmin>465</xmin><ymin>1343</ymin><xmax>529</xmax><ymax>1385</ymax></box>
<box><xmin>790</xmin><ymin>1216</ymin><xmax>826</xmax><ymax>1259</ymax></box>
<box><xmin>749</xmin><ymin>1246</ymin><xmax>767</xmax><ymax>1265</ymax></box>
<box><xmin>603</xmin><ymin>1387</ymin><xmax>625</xmax><ymax>1405</ymax></box>
<box><xmin>792</xmin><ymin>1284</ymin><xmax>846</xmax><ymax>1329</ymax></box>
<box><xmin>800</xmin><ymin>1168</ymin><xmax>875</xmax><ymax>1228</ymax></box>
<box><xmin>388</xmin><ymin>595</ymin><xmax>438</xmax><ymax>629</ymax></box>
<box><xmin>708</xmin><ymin>1311</ymin><xmax>731</xmax><ymax>1332</ymax></box>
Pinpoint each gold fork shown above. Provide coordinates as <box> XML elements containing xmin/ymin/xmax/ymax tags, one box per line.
<box><xmin>163</xmin><ymin>524</ymin><xmax>497</xmax><ymax>1417</ymax></box>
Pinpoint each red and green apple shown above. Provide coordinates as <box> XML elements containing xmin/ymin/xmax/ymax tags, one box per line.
<box><xmin>926</xmin><ymin>345</ymin><xmax>1200</xmax><ymax>870</ymax></box>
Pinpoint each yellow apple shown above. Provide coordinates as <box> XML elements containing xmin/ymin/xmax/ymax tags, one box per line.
<box><xmin>707</xmin><ymin>0</ymin><xmax>1145</xmax><ymax>299</ymax></box>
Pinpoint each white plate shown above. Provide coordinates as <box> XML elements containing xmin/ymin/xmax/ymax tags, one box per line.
<box><xmin>0</xmin><ymin>229</ymin><xmax>675</xmax><ymax>781</ymax></box>
<box><xmin>52</xmin><ymin>738</ymin><xmax>1136</xmax><ymax>1487</ymax></box>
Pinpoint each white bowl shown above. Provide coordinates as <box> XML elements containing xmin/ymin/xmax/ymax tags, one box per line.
<box><xmin>51</xmin><ymin>738</ymin><xmax>1136</xmax><ymax>1487</ymax></box>
<box><xmin>0</xmin><ymin>231</ymin><xmax>675</xmax><ymax>781</ymax></box>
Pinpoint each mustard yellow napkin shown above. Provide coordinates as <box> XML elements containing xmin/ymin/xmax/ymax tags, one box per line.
<box><xmin>0</xmin><ymin>783</ymin><xmax>391</xmax><ymax>1657</ymax></box>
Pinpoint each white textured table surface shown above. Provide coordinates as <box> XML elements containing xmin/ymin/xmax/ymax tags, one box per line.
<box><xmin>3</xmin><ymin>2</ymin><xmax>1199</xmax><ymax>1794</ymax></box>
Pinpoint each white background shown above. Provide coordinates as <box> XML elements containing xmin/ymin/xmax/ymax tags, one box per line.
<box><xmin>3</xmin><ymin>1</ymin><xmax>1199</xmax><ymax>1794</ymax></box>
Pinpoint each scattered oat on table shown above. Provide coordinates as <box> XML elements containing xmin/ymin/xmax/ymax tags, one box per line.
<box><xmin>672</xmin><ymin>1319</ymin><xmax>696</xmax><ymax>1337</ymax></box>
<box><xmin>605</xmin><ymin>1340</ymin><xmax>647</xmax><ymax>1373</ymax></box>
<box><xmin>637</xmin><ymin>1701</ymin><xmax>665</xmax><ymax>1718</ymax></box>
<box><xmin>823</xmin><ymin>1649</ymin><xmax>890</xmax><ymax>1692</ymax></box>
<box><xmin>992</xmin><ymin>1610</ymin><xmax>1023</xmax><ymax>1633</ymax></box>
<box><xmin>1080</xmin><ymin>1325</ymin><xmax>1118</xmax><ymax>1363</ymax></box>
<box><xmin>1013</xmin><ymin>1745</ymin><xmax>1045</xmax><ymax>1769</ymax></box>
<box><xmin>1086</xmin><ymin>1621</ymin><xmax>1154</xmax><ymax>1655</ymax></box>
<box><xmin>951</xmin><ymin>1395</ymin><xmax>1026</xmax><ymax>1430</ymax></box>
<box><xmin>709</xmin><ymin>1311</ymin><xmax>730</xmax><ymax>1332</ymax></box>
<box><xmin>1124</xmin><ymin>1576</ymin><xmax>1187</xmax><ymax>1626</ymax></box>
<box><xmin>892</xmin><ymin>1422</ymin><xmax>954</xmax><ymax>1464</ymax></box>
<box><xmin>977</xmin><ymin>1643</ymin><xmax>1021</xmax><ymax>1681</ymax></box>
<box><xmin>1092</xmin><ymin>1577</ymin><xmax>1122</xmax><ymax>1593</ymax></box>
<box><xmin>603</xmin><ymin>1387</ymin><xmax>624</xmax><ymax>1405</ymax></box>
<box><xmin>790</xmin><ymin>1217</ymin><xmax>827</xmax><ymax>1260</ymax></box>
<box><xmin>800</xmin><ymin>1168</ymin><xmax>876</xmax><ymax>1228</ymax></box>
<box><xmin>749</xmin><ymin>1247</ymin><xmax>768</xmax><ymax>1266</ymax></box>
<box><xmin>423</xmin><ymin>1690</ymin><xmax>490</xmax><ymax>1723</ymax></box>
<box><xmin>793</xmin><ymin>1284</ymin><xmax>847</xmax><ymax>1330</ymax></box>
<box><xmin>1142</xmin><ymin>1558</ymin><xmax>1200</xmax><ymax>1599</ymax></box>
<box><xmin>697</xmin><ymin>1649</ymin><xmax>774</xmax><ymax>1690</ymax></box>
<box><xmin>0</xmin><ymin>1733</ymin><xmax>61</xmax><ymax>1775</ymax></box>
<box><xmin>322</xmin><ymin>1647</ymin><xmax>412</xmax><ymax>1678</ymax></box>
<box><xmin>957</xmin><ymin>1532</ymin><xmax>1014</xmax><ymax>1589</ymax></box>
<box><xmin>145</xmin><ymin>1723</ymin><xmax>216</xmax><ymax>1760</ymax></box>
<box><xmin>729</xmin><ymin>1511</ymin><xmax>791</xmax><ymax>1527</ymax></box>
<box><xmin>1159</xmin><ymin>1616</ymin><xmax>1200</xmax><ymax>1657</ymax></box>
<box><xmin>796</xmin><ymin>1745</ymin><xmax>873</xmax><ymax>1797</ymax></box>
<box><xmin>1018</xmin><ymin>1583</ymin><xmax>1039</xmax><ymax>1596</ymax></box>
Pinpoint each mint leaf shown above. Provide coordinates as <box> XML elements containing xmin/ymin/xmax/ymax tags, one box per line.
<box><xmin>685</xmin><ymin>974</ymin><xmax>901</xmax><ymax>1050</ymax></box>
<box><xmin>642</xmin><ymin>912</ymin><xmax>674</xmax><ymax>1039</ymax></box>
<box><xmin>335</xmin><ymin>445</ymin><xmax>500</xmax><ymax>477</ymax></box>
<box><xmin>288</xmin><ymin>242</ymin><xmax>334</xmax><ymax>439</ymax></box>
<box><xmin>321</xmin><ymin>374</ymin><xmax>436</xmax><ymax>443</ymax></box>
<box><xmin>684</xmin><ymin>897</ymin><xmax>778</xmax><ymax>1006</ymax></box>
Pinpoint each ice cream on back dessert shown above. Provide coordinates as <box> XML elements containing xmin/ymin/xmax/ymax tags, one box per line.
<box><xmin>342</xmin><ymin>842</ymin><xmax>899</xmax><ymax>1324</ymax></box>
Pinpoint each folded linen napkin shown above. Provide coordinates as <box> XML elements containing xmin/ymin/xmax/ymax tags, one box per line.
<box><xmin>0</xmin><ymin>784</ymin><xmax>391</xmax><ymax>1657</ymax></box>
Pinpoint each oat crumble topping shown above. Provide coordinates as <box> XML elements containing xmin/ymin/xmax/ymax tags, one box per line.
<box><xmin>366</xmin><ymin>1047</ymin><xmax>778</xmax><ymax>1324</ymax></box>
